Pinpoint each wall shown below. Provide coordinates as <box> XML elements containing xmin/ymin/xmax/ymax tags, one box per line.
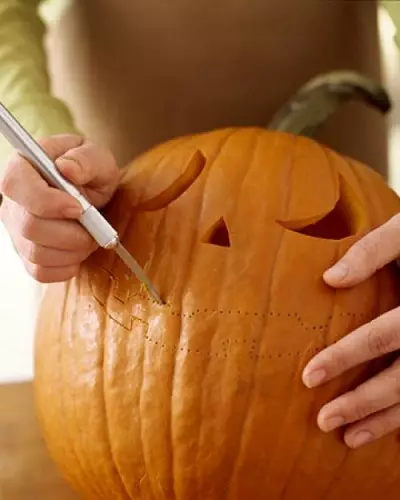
<box><xmin>0</xmin><ymin>6</ymin><xmax>400</xmax><ymax>384</ymax></box>
<box><xmin>0</xmin><ymin>224</ymin><xmax>41</xmax><ymax>383</ymax></box>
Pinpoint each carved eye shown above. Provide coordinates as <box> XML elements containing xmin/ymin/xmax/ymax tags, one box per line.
<box><xmin>277</xmin><ymin>175</ymin><xmax>366</xmax><ymax>240</ymax></box>
<box><xmin>201</xmin><ymin>217</ymin><xmax>231</xmax><ymax>248</ymax></box>
<box><xmin>133</xmin><ymin>149</ymin><xmax>206</xmax><ymax>211</ymax></box>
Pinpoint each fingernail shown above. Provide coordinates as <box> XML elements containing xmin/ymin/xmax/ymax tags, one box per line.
<box><xmin>324</xmin><ymin>262</ymin><xmax>349</xmax><ymax>282</ymax></box>
<box><xmin>320</xmin><ymin>415</ymin><xmax>345</xmax><ymax>432</ymax></box>
<box><xmin>64</xmin><ymin>206</ymin><xmax>82</xmax><ymax>219</ymax></box>
<box><xmin>348</xmin><ymin>430</ymin><xmax>374</xmax><ymax>448</ymax></box>
<box><xmin>303</xmin><ymin>368</ymin><xmax>326</xmax><ymax>388</ymax></box>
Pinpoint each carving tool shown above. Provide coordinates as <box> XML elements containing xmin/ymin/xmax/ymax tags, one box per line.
<box><xmin>0</xmin><ymin>101</ymin><xmax>164</xmax><ymax>305</ymax></box>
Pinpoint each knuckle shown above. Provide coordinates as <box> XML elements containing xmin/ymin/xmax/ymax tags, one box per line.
<box><xmin>36</xmin><ymin>136</ymin><xmax>55</xmax><ymax>154</ymax></box>
<box><xmin>0</xmin><ymin>168</ymin><xmax>16</xmax><ymax>198</ymax></box>
<box><xmin>64</xmin><ymin>266</ymin><xmax>79</xmax><ymax>280</ymax></box>
<box><xmin>328</xmin><ymin>344</ymin><xmax>351</xmax><ymax>375</ymax></box>
<box><xmin>385</xmin><ymin>213</ymin><xmax>400</xmax><ymax>238</ymax></box>
<box><xmin>25</xmin><ymin>243</ymin><xmax>42</xmax><ymax>265</ymax></box>
<box><xmin>369</xmin><ymin>417</ymin><xmax>392</xmax><ymax>439</ymax></box>
<box><xmin>389</xmin><ymin>213</ymin><xmax>400</xmax><ymax>230</ymax></box>
<box><xmin>367</xmin><ymin>326</ymin><xmax>398</xmax><ymax>356</ymax></box>
<box><xmin>25</xmin><ymin>262</ymin><xmax>47</xmax><ymax>283</ymax></box>
<box><xmin>349</xmin><ymin>387</ymin><xmax>374</xmax><ymax>421</ymax></box>
<box><xmin>393</xmin><ymin>374</ymin><xmax>400</xmax><ymax>401</ymax></box>
<box><xmin>0</xmin><ymin>153</ymin><xmax>27</xmax><ymax>195</ymax></box>
<box><xmin>0</xmin><ymin>174</ymin><xmax>11</xmax><ymax>197</ymax></box>
<box><xmin>386</xmin><ymin>361</ymin><xmax>400</xmax><ymax>400</ymax></box>
<box><xmin>75</xmin><ymin>229</ymin><xmax>95</xmax><ymax>251</ymax></box>
<box><xmin>19</xmin><ymin>211</ymin><xmax>37</xmax><ymax>239</ymax></box>
<box><xmin>0</xmin><ymin>198</ymin><xmax>8</xmax><ymax>222</ymax></box>
<box><xmin>36</xmin><ymin>135</ymin><xmax>50</xmax><ymax>145</ymax></box>
<box><xmin>355</xmin><ymin>236</ymin><xmax>379</xmax><ymax>264</ymax></box>
<box><xmin>33</xmin><ymin>200</ymin><xmax>50</xmax><ymax>217</ymax></box>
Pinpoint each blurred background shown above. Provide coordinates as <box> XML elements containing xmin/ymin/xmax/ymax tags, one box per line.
<box><xmin>1</xmin><ymin>4</ymin><xmax>400</xmax><ymax>385</ymax></box>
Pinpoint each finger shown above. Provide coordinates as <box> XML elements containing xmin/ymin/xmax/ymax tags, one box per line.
<box><xmin>15</xmin><ymin>235</ymin><xmax>94</xmax><ymax>267</ymax></box>
<box><xmin>323</xmin><ymin>213</ymin><xmax>400</xmax><ymax>288</ymax></box>
<box><xmin>0</xmin><ymin>152</ymin><xmax>83</xmax><ymax>219</ymax></box>
<box><xmin>302</xmin><ymin>306</ymin><xmax>400</xmax><ymax>387</ymax></box>
<box><xmin>56</xmin><ymin>141</ymin><xmax>120</xmax><ymax>207</ymax></box>
<box><xmin>36</xmin><ymin>134</ymin><xmax>85</xmax><ymax>159</ymax></box>
<box><xmin>344</xmin><ymin>403</ymin><xmax>400</xmax><ymax>448</ymax></box>
<box><xmin>3</xmin><ymin>201</ymin><xmax>96</xmax><ymax>251</ymax></box>
<box><xmin>21</xmin><ymin>258</ymin><xmax>80</xmax><ymax>283</ymax></box>
<box><xmin>317</xmin><ymin>358</ymin><xmax>400</xmax><ymax>432</ymax></box>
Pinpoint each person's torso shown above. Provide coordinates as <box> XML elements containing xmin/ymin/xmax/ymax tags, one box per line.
<box><xmin>47</xmin><ymin>0</ymin><xmax>386</xmax><ymax>174</ymax></box>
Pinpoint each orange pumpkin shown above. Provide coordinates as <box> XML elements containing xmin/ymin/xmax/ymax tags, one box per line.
<box><xmin>34</xmin><ymin>127</ymin><xmax>400</xmax><ymax>500</ymax></box>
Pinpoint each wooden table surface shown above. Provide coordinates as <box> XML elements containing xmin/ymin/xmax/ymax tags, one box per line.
<box><xmin>0</xmin><ymin>381</ymin><xmax>78</xmax><ymax>500</ymax></box>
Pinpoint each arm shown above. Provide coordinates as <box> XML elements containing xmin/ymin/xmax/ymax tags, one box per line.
<box><xmin>0</xmin><ymin>0</ymin><xmax>80</xmax><ymax>172</ymax></box>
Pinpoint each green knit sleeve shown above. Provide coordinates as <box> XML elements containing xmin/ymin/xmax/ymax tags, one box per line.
<box><xmin>0</xmin><ymin>0</ymin><xmax>79</xmax><ymax>174</ymax></box>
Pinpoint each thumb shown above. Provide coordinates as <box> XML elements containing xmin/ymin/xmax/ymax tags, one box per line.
<box><xmin>55</xmin><ymin>140</ymin><xmax>121</xmax><ymax>208</ymax></box>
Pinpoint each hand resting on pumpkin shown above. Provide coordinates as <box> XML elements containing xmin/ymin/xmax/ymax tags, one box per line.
<box><xmin>0</xmin><ymin>134</ymin><xmax>121</xmax><ymax>283</ymax></box>
<box><xmin>303</xmin><ymin>215</ymin><xmax>400</xmax><ymax>449</ymax></box>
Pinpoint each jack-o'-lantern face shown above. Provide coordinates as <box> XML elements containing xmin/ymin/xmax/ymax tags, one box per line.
<box><xmin>34</xmin><ymin>128</ymin><xmax>400</xmax><ymax>500</ymax></box>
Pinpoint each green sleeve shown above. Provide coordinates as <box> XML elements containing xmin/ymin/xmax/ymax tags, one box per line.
<box><xmin>382</xmin><ymin>1</ymin><xmax>400</xmax><ymax>45</ymax></box>
<box><xmin>0</xmin><ymin>0</ymin><xmax>79</xmax><ymax>173</ymax></box>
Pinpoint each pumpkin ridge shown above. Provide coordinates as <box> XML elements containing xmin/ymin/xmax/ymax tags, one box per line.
<box><xmin>208</xmin><ymin>129</ymin><xmax>273</xmax><ymax>497</ymax></box>
<box><xmin>319</xmin><ymin>150</ymin><xmax>342</xmax><ymax>350</ymax></box>
<box><xmin>225</xmin><ymin>133</ymin><xmax>298</xmax><ymax>498</ymax></box>
<box><xmin>168</xmin><ymin>128</ymin><xmax>236</xmax><ymax>500</ymax></box>
<box><xmin>69</xmin><ymin>277</ymin><xmax>107</xmax><ymax>498</ymax></box>
<box><xmin>96</xmin><ymin>263</ymin><xmax>135</xmax><ymax>497</ymax></box>
<box><xmin>101</xmin><ymin>280</ymin><xmax>131</xmax><ymax>498</ymax></box>
<box><xmin>138</xmin><ymin>292</ymin><xmax>158</xmax><ymax>499</ymax></box>
<box><xmin>137</xmin><ymin>132</ymin><xmax>206</xmax><ymax>302</ymax></box>
<box><xmin>343</xmin><ymin>156</ymin><xmax>384</xmax><ymax>340</ymax></box>
<box><xmin>52</xmin><ymin>280</ymin><xmax>96</xmax><ymax>497</ymax></box>
<box><xmin>61</xmin><ymin>281</ymin><xmax>104</xmax><ymax>498</ymax></box>
<box><xmin>144</xmin><ymin>204</ymin><xmax>169</xmax><ymax>301</ymax></box>
<box><xmin>56</xmin><ymin>282</ymin><xmax>75</xmax><ymax>486</ymax></box>
<box><xmin>104</xmin><ymin>332</ymin><xmax>139</xmax><ymax>499</ymax></box>
<box><xmin>264</xmin><ymin>148</ymin><xmax>344</xmax><ymax>497</ymax></box>
<box><xmin>101</xmin><ymin>188</ymin><xmax>158</xmax><ymax>497</ymax></box>
<box><xmin>317</xmin><ymin>450</ymin><xmax>350</xmax><ymax>500</ymax></box>
<box><xmin>381</xmin><ymin>446</ymin><xmax>400</xmax><ymax>496</ymax></box>
<box><xmin>179</xmin><ymin>127</ymin><xmax>239</xmax><ymax>299</ymax></box>
<box><xmin>52</xmin><ymin>282</ymin><xmax>95</xmax><ymax>498</ymax></box>
<box><xmin>279</xmin><ymin>247</ymin><xmax>342</xmax><ymax>499</ymax></box>
<box><xmin>156</xmin><ymin>128</ymin><xmax>234</xmax><ymax>499</ymax></box>
<box><xmin>194</xmin><ymin>129</ymin><xmax>262</xmax><ymax>498</ymax></box>
<box><xmin>332</xmin><ymin>151</ymin><xmax>373</xmax><ymax>231</ymax></box>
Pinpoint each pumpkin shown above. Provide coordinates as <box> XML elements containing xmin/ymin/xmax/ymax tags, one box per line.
<box><xmin>33</xmin><ymin>125</ymin><xmax>400</xmax><ymax>500</ymax></box>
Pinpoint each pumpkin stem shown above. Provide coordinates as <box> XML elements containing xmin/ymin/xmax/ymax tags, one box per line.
<box><xmin>267</xmin><ymin>70</ymin><xmax>391</xmax><ymax>138</ymax></box>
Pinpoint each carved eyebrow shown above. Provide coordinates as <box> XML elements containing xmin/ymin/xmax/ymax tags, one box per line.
<box><xmin>277</xmin><ymin>174</ymin><xmax>366</xmax><ymax>240</ymax></box>
<box><xmin>135</xmin><ymin>149</ymin><xmax>206</xmax><ymax>211</ymax></box>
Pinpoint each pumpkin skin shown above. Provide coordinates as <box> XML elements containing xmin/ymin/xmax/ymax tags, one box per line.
<box><xmin>34</xmin><ymin>127</ymin><xmax>400</xmax><ymax>500</ymax></box>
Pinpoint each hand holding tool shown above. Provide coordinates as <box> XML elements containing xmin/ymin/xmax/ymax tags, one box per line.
<box><xmin>0</xmin><ymin>101</ymin><xmax>164</xmax><ymax>304</ymax></box>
